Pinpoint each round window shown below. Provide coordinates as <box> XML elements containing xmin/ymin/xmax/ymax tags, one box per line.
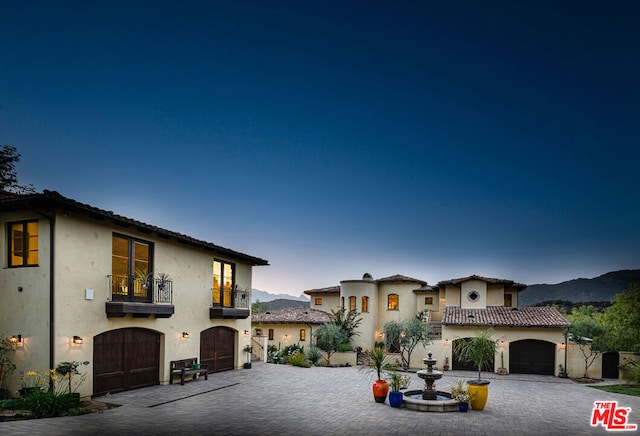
<box><xmin>467</xmin><ymin>291</ymin><xmax>480</xmax><ymax>302</ymax></box>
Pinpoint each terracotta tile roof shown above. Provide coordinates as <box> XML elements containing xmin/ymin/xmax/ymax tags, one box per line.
<box><xmin>252</xmin><ymin>307</ymin><xmax>330</xmax><ymax>324</ymax></box>
<box><xmin>0</xmin><ymin>190</ymin><xmax>269</xmax><ymax>266</ymax></box>
<box><xmin>437</xmin><ymin>275</ymin><xmax>526</xmax><ymax>289</ymax></box>
<box><xmin>413</xmin><ymin>284</ymin><xmax>439</xmax><ymax>292</ymax></box>
<box><xmin>303</xmin><ymin>286</ymin><xmax>340</xmax><ymax>295</ymax></box>
<box><xmin>443</xmin><ymin>306</ymin><xmax>569</xmax><ymax>328</ymax></box>
<box><xmin>376</xmin><ymin>274</ymin><xmax>427</xmax><ymax>286</ymax></box>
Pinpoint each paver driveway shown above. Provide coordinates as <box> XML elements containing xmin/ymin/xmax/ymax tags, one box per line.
<box><xmin>1</xmin><ymin>362</ymin><xmax>639</xmax><ymax>435</ymax></box>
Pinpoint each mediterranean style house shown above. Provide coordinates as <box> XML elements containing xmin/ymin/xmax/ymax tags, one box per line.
<box><xmin>302</xmin><ymin>273</ymin><xmax>590</xmax><ymax>377</ymax></box>
<box><xmin>0</xmin><ymin>190</ymin><xmax>268</xmax><ymax>398</ymax></box>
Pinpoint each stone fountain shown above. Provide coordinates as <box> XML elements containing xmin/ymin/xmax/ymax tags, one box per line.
<box><xmin>417</xmin><ymin>351</ymin><xmax>443</xmax><ymax>400</ymax></box>
<box><xmin>402</xmin><ymin>351</ymin><xmax>458</xmax><ymax>412</ymax></box>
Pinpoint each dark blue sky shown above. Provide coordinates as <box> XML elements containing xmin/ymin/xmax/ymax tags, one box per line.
<box><xmin>2</xmin><ymin>1</ymin><xmax>639</xmax><ymax>296</ymax></box>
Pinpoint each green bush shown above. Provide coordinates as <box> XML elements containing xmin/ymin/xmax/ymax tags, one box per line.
<box><xmin>288</xmin><ymin>352</ymin><xmax>311</xmax><ymax>368</ymax></box>
<box><xmin>620</xmin><ymin>359</ymin><xmax>640</xmax><ymax>383</ymax></box>
<box><xmin>22</xmin><ymin>390</ymin><xmax>80</xmax><ymax>418</ymax></box>
<box><xmin>336</xmin><ymin>343</ymin><xmax>354</xmax><ymax>352</ymax></box>
<box><xmin>306</xmin><ymin>346</ymin><xmax>323</xmax><ymax>365</ymax></box>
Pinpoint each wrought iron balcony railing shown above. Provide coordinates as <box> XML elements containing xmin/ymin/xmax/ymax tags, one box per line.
<box><xmin>108</xmin><ymin>274</ymin><xmax>173</xmax><ymax>304</ymax></box>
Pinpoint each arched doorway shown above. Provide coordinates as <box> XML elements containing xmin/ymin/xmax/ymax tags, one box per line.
<box><xmin>93</xmin><ymin>328</ymin><xmax>160</xmax><ymax>396</ymax></box>
<box><xmin>200</xmin><ymin>327</ymin><xmax>235</xmax><ymax>373</ymax></box>
<box><xmin>452</xmin><ymin>338</ymin><xmax>494</xmax><ymax>371</ymax></box>
<box><xmin>510</xmin><ymin>339</ymin><xmax>555</xmax><ymax>375</ymax></box>
<box><xmin>602</xmin><ymin>352</ymin><xmax>619</xmax><ymax>379</ymax></box>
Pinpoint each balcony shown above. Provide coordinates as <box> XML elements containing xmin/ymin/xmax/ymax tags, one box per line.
<box><xmin>106</xmin><ymin>274</ymin><xmax>175</xmax><ymax>318</ymax></box>
<box><xmin>210</xmin><ymin>288</ymin><xmax>251</xmax><ymax>319</ymax></box>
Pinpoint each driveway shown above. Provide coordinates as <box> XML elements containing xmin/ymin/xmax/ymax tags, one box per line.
<box><xmin>1</xmin><ymin>363</ymin><xmax>638</xmax><ymax>435</ymax></box>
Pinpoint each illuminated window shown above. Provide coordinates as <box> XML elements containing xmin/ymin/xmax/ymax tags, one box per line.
<box><xmin>425</xmin><ymin>297</ymin><xmax>433</xmax><ymax>305</ymax></box>
<box><xmin>9</xmin><ymin>220</ymin><xmax>39</xmax><ymax>267</ymax></box>
<box><xmin>362</xmin><ymin>296</ymin><xmax>369</xmax><ymax>312</ymax></box>
<box><xmin>300</xmin><ymin>329</ymin><xmax>306</xmax><ymax>341</ymax></box>
<box><xmin>349</xmin><ymin>296</ymin><xmax>356</xmax><ymax>311</ymax></box>
<box><xmin>213</xmin><ymin>259</ymin><xmax>235</xmax><ymax>307</ymax></box>
<box><xmin>387</xmin><ymin>294</ymin><xmax>399</xmax><ymax>310</ymax></box>
<box><xmin>269</xmin><ymin>329</ymin><xmax>274</xmax><ymax>340</ymax></box>
<box><xmin>314</xmin><ymin>297</ymin><xmax>323</xmax><ymax>306</ymax></box>
<box><xmin>111</xmin><ymin>234</ymin><xmax>152</xmax><ymax>301</ymax></box>
<box><xmin>504</xmin><ymin>294</ymin><xmax>513</xmax><ymax>307</ymax></box>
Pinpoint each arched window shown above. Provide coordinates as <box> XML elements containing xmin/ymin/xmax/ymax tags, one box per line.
<box><xmin>362</xmin><ymin>296</ymin><xmax>369</xmax><ymax>312</ymax></box>
<box><xmin>387</xmin><ymin>294</ymin><xmax>399</xmax><ymax>310</ymax></box>
<box><xmin>349</xmin><ymin>296</ymin><xmax>356</xmax><ymax>311</ymax></box>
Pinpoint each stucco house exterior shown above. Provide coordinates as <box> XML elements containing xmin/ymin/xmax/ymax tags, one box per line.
<box><xmin>0</xmin><ymin>190</ymin><xmax>268</xmax><ymax>398</ymax></box>
<box><xmin>303</xmin><ymin>273</ymin><xmax>587</xmax><ymax>377</ymax></box>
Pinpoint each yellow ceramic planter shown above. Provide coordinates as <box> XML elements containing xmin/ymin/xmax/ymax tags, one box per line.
<box><xmin>467</xmin><ymin>381</ymin><xmax>490</xmax><ymax>410</ymax></box>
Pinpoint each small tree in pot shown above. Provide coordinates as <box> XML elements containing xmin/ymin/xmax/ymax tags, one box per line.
<box><xmin>360</xmin><ymin>347</ymin><xmax>391</xmax><ymax>403</ymax></box>
<box><xmin>453</xmin><ymin>329</ymin><xmax>498</xmax><ymax>410</ymax></box>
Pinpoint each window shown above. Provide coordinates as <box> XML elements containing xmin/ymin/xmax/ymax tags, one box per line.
<box><xmin>467</xmin><ymin>291</ymin><xmax>480</xmax><ymax>302</ymax></box>
<box><xmin>387</xmin><ymin>294</ymin><xmax>399</xmax><ymax>310</ymax></box>
<box><xmin>362</xmin><ymin>296</ymin><xmax>369</xmax><ymax>312</ymax></box>
<box><xmin>504</xmin><ymin>294</ymin><xmax>513</xmax><ymax>307</ymax></box>
<box><xmin>269</xmin><ymin>329</ymin><xmax>274</xmax><ymax>340</ymax></box>
<box><xmin>341</xmin><ymin>296</ymin><xmax>345</xmax><ymax>308</ymax></box>
<box><xmin>300</xmin><ymin>329</ymin><xmax>306</xmax><ymax>341</ymax></box>
<box><xmin>8</xmin><ymin>220</ymin><xmax>39</xmax><ymax>267</ymax></box>
<box><xmin>213</xmin><ymin>259</ymin><xmax>235</xmax><ymax>307</ymax></box>
<box><xmin>314</xmin><ymin>297</ymin><xmax>323</xmax><ymax>306</ymax></box>
<box><xmin>425</xmin><ymin>297</ymin><xmax>433</xmax><ymax>305</ymax></box>
<box><xmin>349</xmin><ymin>296</ymin><xmax>356</xmax><ymax>311</ymax></box>
<box><xmin>111</xmin><ymin>234</ymin><xmax>153</xmax><ymax>300</ymax></box>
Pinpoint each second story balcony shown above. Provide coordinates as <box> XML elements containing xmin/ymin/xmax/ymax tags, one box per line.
<box><xmin>210</xmin><ymin>287</ymin><xmax>251</xmax><ymax>319</ymax></box>
<box><xmin>106</xmin><ymin>274</ymin><xmax>175</xmax><ymax>318</ymax></box>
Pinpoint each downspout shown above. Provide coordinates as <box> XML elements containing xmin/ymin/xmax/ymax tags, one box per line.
<box><xmin>49</xmin><ymin>214</ymin><xmax>55</xmax><ymax>375</ymax></box>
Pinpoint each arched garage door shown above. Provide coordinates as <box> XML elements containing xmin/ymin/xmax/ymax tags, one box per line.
<box><xmin>452</xmin><ymin>338</ymin><xmax>494</xmax><ymax>371</ymax></box>
<box><xmin>93</xmin><ymin>328</ymin><xmax>160</xmax><ymax>397</ymax></box>
<box><xmin>510</xmin><ymin>339</ymin><xmax>555</xmax><ymax>375</ymax></box>
<box><xmin>200</xmin><ymin>327</ymin><xmax>235</xmax><ymax>373</ymax></box>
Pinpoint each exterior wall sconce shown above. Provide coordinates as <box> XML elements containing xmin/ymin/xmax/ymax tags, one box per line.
<box><xmin>72</xmin><ymin>336</ymin><xmax>83</xmax><ymax>345</ymax></box>
<box><xmin>442</xmin><ymin>338</ymin><xmax>450</xmax><ymax>346</ymax></box>
<box><xmin>9</xmin><ymin>335</ymin><xmax>22</xmax><ymax>348</ymax></box>
<box><xmin>243</xmin><ymin>330</ymin><xmax>249</xmax><ymax>336</ymax></box>
<box><xmin>182</xmin><ymin>332</ymin><xmax>190</xmax><ymax>339</ymax></box>
<box><xmin>284</xmin><ymin>334</ymin><xmax>290</xmax><ymax>341</ymax></box>
<box><xmin>500</xmin><ymin>340</ymin><xmax>505</xmax><ymax>348</ymax></box>
<box><xmin>560</xmin><ymin>342</ymin><xmax>566</xmax><ymax>349</ymax></box>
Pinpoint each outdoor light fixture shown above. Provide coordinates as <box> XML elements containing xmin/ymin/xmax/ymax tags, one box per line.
<box><xmin>500</xmin><ymin>340</ymin><xmax>505</xmax><ymax>347</ymax></box>
<box><xmin>560</xmin><ymin>342</ymin><xmax>566</xmax><ymax>349</ymax></box>
<box><xmin>73</xmin><ymin>336</ymin><xmax>83</xmax><ymax>345</ymax></box>
<box><xmin>182</xmin><ymin>332</ymin><xmax>190</xmax><ymax>339</ymax></box>
<box><xmin>9</xmin><ymin>335</ymin><xmax>22</xmax><ymax>347</ymax></box>
<box><xmin>243</xmin><ymin>330</ymin><xmax>249</xmax><ymax>336</ymax></box>
<box><xmin>284</xmin><ymin>334</ymin><xmax>289</xmax><ymax>340</ymax></box>
<box><xmin>442</xmin><ymin>338</ymin><xmax>450</xmax><ymax>346</ymax></box>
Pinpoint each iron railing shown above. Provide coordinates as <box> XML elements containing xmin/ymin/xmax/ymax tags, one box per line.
<box><xmin>108</xmin><ymin>274</ymin><xmax>173</xmax><ymax>304</ymax></box>
<box><xmin>233</xmin><ymin>288</ymin><xmax>251</xmax><ymax>309</ymax></box>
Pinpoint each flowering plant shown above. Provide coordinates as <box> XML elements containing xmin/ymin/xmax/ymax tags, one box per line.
<box><xmin>56</xmin><ymin>361</ymin><xmax>87</xmax><ymax>394</ymax></box>
<box><xmin>450</xmin><ymin>378</ymin><xmax>474</xmax><ymax>404</ymax></box>
<box><xmin>20</xmin><ymin>369</ymin><xmax>53</xmax><ymax>390</ymax></box>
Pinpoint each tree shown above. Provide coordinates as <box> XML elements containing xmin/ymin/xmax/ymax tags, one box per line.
<box><xmin>600</xmin><ymin>284</ymin><xmax>640</xmax><ymax>352</ymax></box>
<box><xmin>251</xmin><ymin>300</ymin><xmax>269</xmax><ymax>314</ymax></box>
<box><xmin>313</xmin><ymin>323</ymin><xmax>348</xmax><ymax>365</ymax></box>
<box><xmin>383</xmin><ymin>314</ymin><xmax>432</xmax><ymax>368</ymax></box>
<box><xmin>566</xmin><ymin>307</ymin><xmax>607</xmax><ymax>378</ymax></box>
<box><xmin>0</xmin><ymin>145</ymin><xmax>34</xmax><ymax>193</ymax></box>
<box><xmin>327</xmin><ymin>307</ymin><xmax>362</xmax><ymax>343</ymax></box>
<box><xmin>453</xmin><ymin>328</ymin><xmax>498</xmax><ymax>382</ymax></box>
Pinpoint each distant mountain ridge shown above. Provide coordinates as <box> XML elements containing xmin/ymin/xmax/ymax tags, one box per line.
<box><xmin>520</xmin><ymin>269</ymin><xmax>640</xmax><ymax>306</ymax></box>
<box><xmin>251</xmin><ymin>288</ymin><xmax>309</xmax><ymax>303</ymax></box>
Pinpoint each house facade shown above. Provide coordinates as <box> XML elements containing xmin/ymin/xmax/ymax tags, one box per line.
<box><xmin>0</xmin><ymin>190</ymin><xmax>268</xmax><ymax>398</ymax></box>
<box><xmin>304</xmin><ymin>273</ymin><xmax>581</xmax><ymax>377</ymax></box>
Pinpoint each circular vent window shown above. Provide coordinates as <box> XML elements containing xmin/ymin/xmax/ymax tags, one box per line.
<box><xmin>467</xmin><ymin>291</ymin><xmax>480</xmax><ymax>302</ymax></box>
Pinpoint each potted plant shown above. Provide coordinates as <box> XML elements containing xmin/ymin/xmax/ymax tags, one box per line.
<box><xmin>361</xmin><ymin>347</ymin><xmax>390</xmax><ymax>403</ymax></box>
<box><xmin>136</xmin><ymin>270</ymin><xmax>153</xmax><ymax>289</ymax></box>
<box><xmin>453</xmin><ymin>329</ymin><xmax>498</xmax><ymax>411</ymax></box>
<box><xmin>443</xmin><ymin>356</ymin><xmax>450</xmax><ymax>371</ymax></box>
<box><xmin>243</xmin><ymin>345</ymin><xmax>253</xmax><ymax>369</ymax></box>
<box><xmin>0</xmin><ymin>337</ymin><xmax>16</xmax><ymax>400</ymax></box>
<box><xmin>156</xmin><ymin>272</ymin><xmax>171</xmax><ymax>291</ymax></box>
<box><xmin>255</xmin><ymin>328</ymin><xmax>263</xmax><ymax>336</ymax></box>
<box><xmin>450</xmin><ymin>378</ymin><xmax>473</xmax><ymax>412</ymax></box>
<box><xmin>387</xmin><ymin>371</ymin><xmax>404</xmax><ymax>408</ymax></box>
<box><xmin>496</xmin><ymin>351</ymin><xmax>508</xmax><ymax>375</ymax></box>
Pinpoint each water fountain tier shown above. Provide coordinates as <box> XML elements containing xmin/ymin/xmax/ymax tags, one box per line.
<box><xmin>416</xmin><ymin>351</ymin><xmax>443</xmax><ymax>400</ymax></box>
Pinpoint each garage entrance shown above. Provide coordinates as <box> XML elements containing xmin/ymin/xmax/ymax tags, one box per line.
<box><xmin>200</xmin><ymin>327</ymin><xmax>235</xmax><ymax>373</ymax></box>
<box><xmin>509</xmin><ymin>339</ymin><xmax>555</xmax><ymax>375</ymax></box>
<box><xmin>452</xmin><ymin>338</ymin><xmax>494</xmax><ymax>371</ymax></box>
<box><xmin>93</xmin><ymin>328</ymin><xmax>160</xmax><ymax>397</ymax></box>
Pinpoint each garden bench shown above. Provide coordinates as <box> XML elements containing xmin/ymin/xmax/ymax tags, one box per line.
<box><xmin>170</xmin><ymin>358</ymin><xmax>209</xmax><ymax>385</ymax></box>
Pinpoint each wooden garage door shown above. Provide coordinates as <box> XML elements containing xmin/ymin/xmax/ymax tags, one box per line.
<box><xmin>93</xmin><ymin>328</ymin><xmax>160</xmax><ymax>397</ymax></box>
<box><xmin>200</xmin><ymin>327</ymin><xmax>235</xmax><ymax>373</ymax></box>
<box><xmin>510</xmin><ymin>339</ymin><xmax>555</xmax><ymax>375</ymax></box>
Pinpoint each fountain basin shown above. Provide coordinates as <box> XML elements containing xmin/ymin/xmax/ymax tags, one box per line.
<box><xmin>402</xmin><ymin>390</ymin><xmax>459</xmax><ymax>412</ymax></box>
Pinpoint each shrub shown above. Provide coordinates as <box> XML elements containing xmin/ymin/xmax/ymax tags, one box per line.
<box><xmin>620</xmin><ymin>359</ymin><xmax>640</xmax><ymax>383</ymax></box>
<box><xmin>22</xmin><ymin>390</ymin><xmax>80</xmax><ymax>418</ymax></box>
<box><xmin>306</xmin><ymin>346</ymin><xmax>323</xmax><ymax>365</ymax></box>
<box><xmin>288</xmin><ymin>352</ymin><xmax>311</xmax><ymax>368</ymax></box>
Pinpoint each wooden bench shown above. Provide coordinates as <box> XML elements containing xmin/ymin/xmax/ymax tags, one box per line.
<box><xmin>170</xmin><ymin>358</ymin><xmax>209</xmax><ymax>385</ymax></box>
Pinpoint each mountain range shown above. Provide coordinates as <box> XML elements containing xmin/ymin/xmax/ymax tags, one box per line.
<box><xmin>251</xmin><ymin>288</ymin><xmax>309</xmax><ymax>303</ymax></box>
<box><xmin>520</xmin><ymin>269</ymin><xmax>640</xmax><ymax>306</ymax></box>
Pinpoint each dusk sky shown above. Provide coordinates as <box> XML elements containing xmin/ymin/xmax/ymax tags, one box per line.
<box><xmin>2</xmin><ymin>1</ymin><xmax>639</xmax><ymax>298</ymax></box>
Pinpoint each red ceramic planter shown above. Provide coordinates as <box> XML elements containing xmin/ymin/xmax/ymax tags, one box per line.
<box><xmin>372</xmin><ymin>379</ymin><xmax>389</xmax><ymax>403</ymax></box>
